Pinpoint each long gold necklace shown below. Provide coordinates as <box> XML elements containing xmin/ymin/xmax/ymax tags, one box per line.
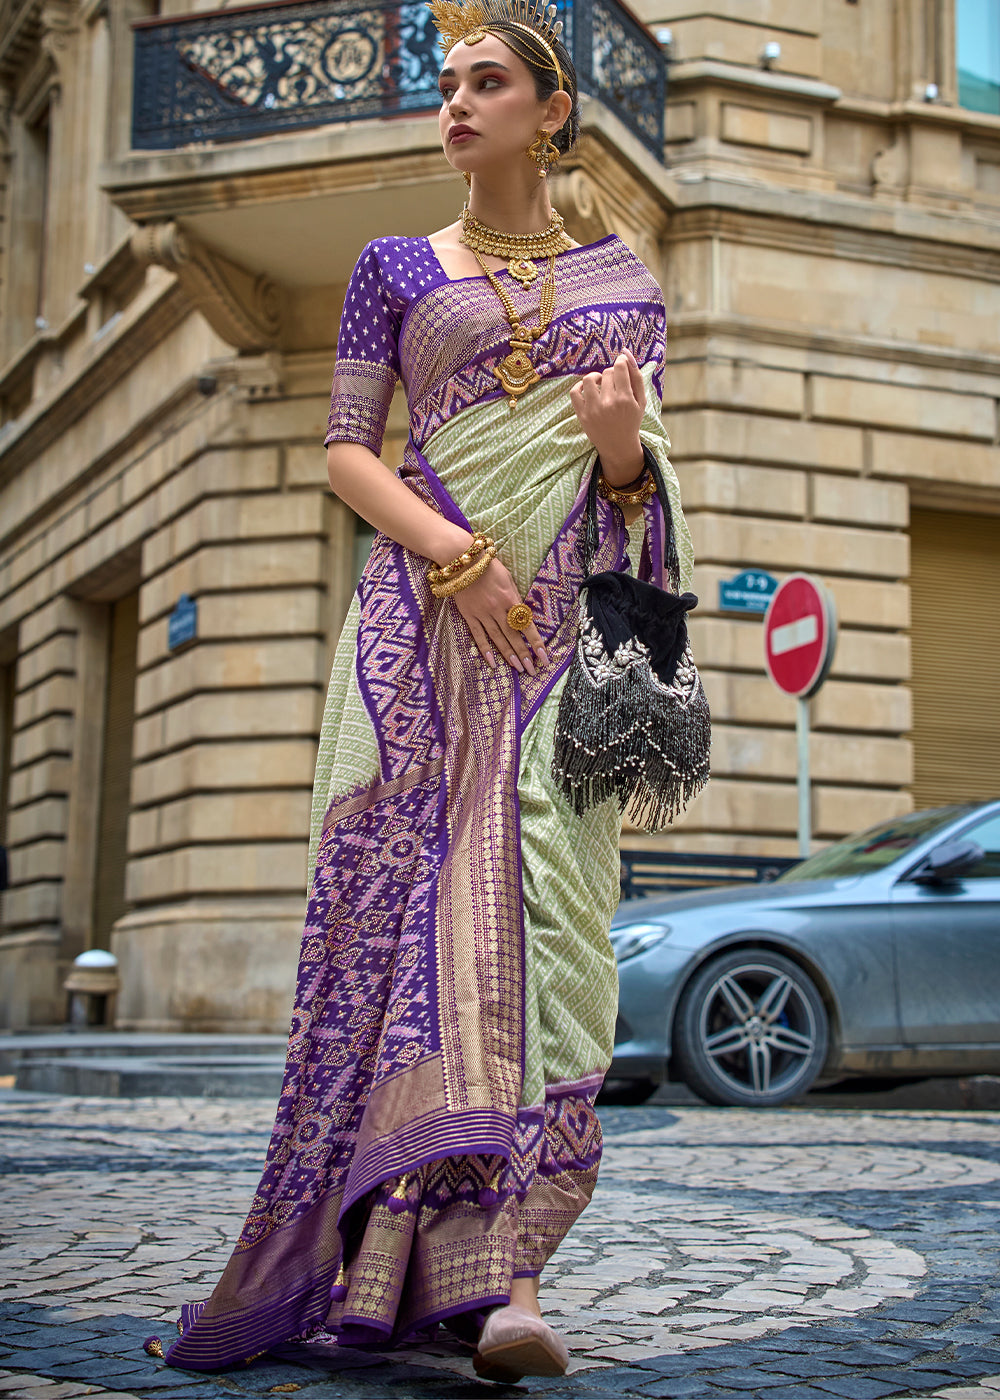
<box><xmin>469</xmin><ymin>245</ymin><xmax>557</xmax><ymax>408</ymax></box>
<box><xmin>461</xmin><ymin>204</ymin><xmax>571</xmax><ymax>288</ymax></box>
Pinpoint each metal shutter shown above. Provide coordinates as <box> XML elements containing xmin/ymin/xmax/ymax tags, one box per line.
<box><xmin>910</xmin><ymin>508</ymin><xmax>1000</xmax><ymax>808</ymax></box>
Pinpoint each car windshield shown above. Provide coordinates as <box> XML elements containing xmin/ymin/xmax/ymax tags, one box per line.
<box><xmin>776</xmin><ymin>805</ymin><xmax>979</xmax><ymax>881</ymax></box>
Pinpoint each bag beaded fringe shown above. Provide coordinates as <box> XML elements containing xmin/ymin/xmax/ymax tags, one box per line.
<box><xmin>553</xmin><ymin>450</ymin><xmax>711</xmax><ymax>832</ymax></box>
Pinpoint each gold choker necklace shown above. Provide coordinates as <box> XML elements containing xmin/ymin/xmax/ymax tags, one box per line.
<box><xmin>461</xmin><ymin>204</ymin><xmax>572</xmax><ymax>288</ymax></box>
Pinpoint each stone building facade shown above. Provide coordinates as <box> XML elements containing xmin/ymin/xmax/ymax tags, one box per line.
<box><xmin>0</xmin><ymin>0</ymin><xmax>998</xmax><ymax>1031</ymax></box>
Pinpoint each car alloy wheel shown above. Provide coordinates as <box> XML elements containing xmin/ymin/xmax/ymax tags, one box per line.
<box><xmin>673</xmin><ymin>949</ymin><xmax>829</xmax><ymax>1107</ymax></box>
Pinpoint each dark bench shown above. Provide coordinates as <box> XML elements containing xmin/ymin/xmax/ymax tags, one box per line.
<box><xmin>620</xmin><ymin>850</ymin><xmax>799</xmax><ymax>901</ymax></box>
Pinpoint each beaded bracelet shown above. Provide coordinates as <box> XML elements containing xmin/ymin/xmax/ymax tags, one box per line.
<box><xmin>429</xmin><ymin>545</ymin><xmax>497</xmax><ymax>598</ymax></box>
<box><xmin>426</xmin><ymin>531</ymin><xmax>494</xmax><ymax>585</ymax></box>
<box><xmin>597</xmin><ymin>469</ymin><xmax>657</xmax><ymax>507</ymax></box>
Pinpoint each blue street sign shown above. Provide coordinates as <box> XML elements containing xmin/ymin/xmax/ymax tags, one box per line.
<box><xmin>168</xmin><ymin>594</ymin><xmax>198</xmax><ymax>650</ymax></box>
<box><xmin>719</xmin><ymin>570</ymin><xmax>779</xmax><ymax>614</ymax></box>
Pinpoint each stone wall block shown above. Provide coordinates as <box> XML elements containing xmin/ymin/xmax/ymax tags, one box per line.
<box><xmin>131</xmin><ymin>739</ymin><xmax>318</xmax><ymax>807</ymax></box>
<box><xmin>0</xmin><ymin>883</ymin><xmax>63</xmax><ymax>928</ymax></box>
<box><xmin>710</xmin><ymin>725</ymin><xmax>912</xmax><ymax>787</ymax></box>
<box><xmin>813</xmin><ymin>785</ymin><xmax>912</xmax><ymax>838</ymax></box>
<box><xmin>810</xmin><ymin>474</ymin><xmax>909</xmax><ymax>527</ymax></box>
<box><xmin>85</xmin><ymin>476</ymin><xmax>125</xmax><ymax>535</ymax></box>
<box><xmin>870</xmin><ymin>431</ymin><xmax>1000</xmax><ymax>486</ymax></box>
<box><xmin>15</xmin><ymin>636</ymin><xmax>77</xmax><ymax>691</ymax></box>
<box><xmin>811</xmin><ymin>376</ymin><xmax>995</xmax><ymax>441</ymax></box>
<box><xmin>692</xmin><ymin>617</ymin><xmax>909</xmax><ymax>681</ymax></box>
<box><xmin>112</xmin><ymin>906</ymin><xmax>303</xmax><ymax>1032</ymax></box>
<box><xmin>10</xmin><ymin>716</ymin><xmax>74</xmax><ymax>769</ymax></box>
<box><xmin>18</xmin><ymin>599</ymin><xmax>80</xmax><ymax>653</ymax></box>
<box><xmin>137</xmin><ymin>589</ymin><xmax>325</xmax><ymax>670</ymax></box>
<box><xmin>149</xmin><ymin>689</ymin><xmax>321</xmax><ymax>757</ymax></box>
<box><xmin>134</xmin><ymin>638</ymin><xmax>326</xmax><ymax>716</ymax></box>
<box><xmin>286</xmin><ymin>442</ymin><xmax>329</xmax><ymax>488</ymax></box>
<box><xmin>150</xmin><ymin>446</ymin><xmax>282</xmax><ymax>530</ymax></box>
<box><xmin>125</xmin><ymin>841</ymin><xmax>308</xmax><ymax>904</ymax></box>
<box><xmin>242</xmin><ymin>397</ymin><xmax>330</xmax><ymax>444</ymax></box>
<box><xmin>812</xmin><ymin>734</ymin><xmax>913</xmax><ymax>787</ymax></box>
<box><xmin>635</xmin><ymin>0</ymin><xmax>818</xmax><ymax>34</ymax></box>
<box><xmin>673</xmin><ymin>461</ymin><xmax>808</xmax><ymax>518</ymax></box>
<box><xmin>665</xmin><ymin>16</ymin><xmax>820</xmax><ymax>75</ymax></box>
<box><xmin>663</xmin><ymin>363</ymin><xmax>806</xmax><ymax>418</ymax></box>
<box><xmin>726</xmin><ymin>243</ymin><xmax>1000</xmax><ymax>355</ymax></box>
<box><xmin>822</xmin><ymin>577</ymin><xmax>910</xmax><ymax>631</ymax></box>
<box><xmin>673</xmin><ymin>777</ymin><xmax>799</xmax><ymax>835</ymax></box>
<box><xmin>811</xmin><ymin>680</ymin><xmax>912</xmax><ymax>734</ymax></box>
<box><xmin>8</xmin><ymin>759</ymin><xmax>72</xmax><ymax>809</ymax></box>
<box><xmin>140</xmin><ymin>540</ymin><xmax>326</xmax><ymax>625</ymax></box>
<box><xmin>831</xmin><ymin>629</ymin><xmax>910</xmax><ymax>682</ymax></box>
<box><xmin>131</xmin><ymin>791</ymin><xmax>314</xmax><ymax>852</ymax></box>
<box><xmin>669</xmin><ymin>409</ymin><xmax>865</xmax><ymax>474</ymax></box>
<box><xmin>5</xmin><ymin>797</ymin><xmax>70</xmax><ymax>845</ymax></box>
<box><xmin>693</xmin><ymin>565</ymin><xmax>909</xmax><ymax>630</ymax></box>
<box><xmin>701</xmin><ymin>670</ymin><xmax>796</xmax><ymax>726</ymax></box>
<box><xmin>8</xmin><ymin>839</ymin><xmax>71</xmax><ymax>884</ymax></box>
<box><xmin>13</xmin><ymin>674</ymin><xmax>77</xmax><ymax>728</ymax></box>
<box><xmin>701</xmin><ymin>671</ymin><xmax>909</xmax><ymax>735</ymax></box>
<box><xmin>689</xmin><ymin>513</ymin><xmax>908</xmax><ymax>579</ymax></box>
<box><xmin>721</xmin><ymin>104</ymin><xmax>813</xmax><ymax>155</ymax></box>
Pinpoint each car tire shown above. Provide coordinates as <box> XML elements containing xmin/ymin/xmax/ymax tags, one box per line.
<box><xmin>673</xmin><ymin>948</ymin><xmax>829</xmax><ymax>1108</ymax></box>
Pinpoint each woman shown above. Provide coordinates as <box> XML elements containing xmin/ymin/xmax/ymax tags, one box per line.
<box><xmin>148</xmin><ymin>0</ymin><xmax>693</xmax><ymax>1382</ymax></box>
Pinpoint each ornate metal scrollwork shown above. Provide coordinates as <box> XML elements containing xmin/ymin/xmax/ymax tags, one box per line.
<box><xmin>132</xmin><ymin>0</ymin><xmax>664</xmax><ymax>157</ymax></box>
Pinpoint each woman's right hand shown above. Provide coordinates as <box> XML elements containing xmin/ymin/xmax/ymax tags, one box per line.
<box><xmin>450</xmin><ymin>556</ymin><xmax>548</xmax><ymax>675</ymax></box>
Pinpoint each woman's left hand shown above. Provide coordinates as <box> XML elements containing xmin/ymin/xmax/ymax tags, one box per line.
<box><xmin>569</xmin><ymin>349</ymin><xmax>646</xmax><ymax>482</ymax></box>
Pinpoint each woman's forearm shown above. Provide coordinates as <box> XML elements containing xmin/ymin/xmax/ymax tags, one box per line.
<box><xmin>327</xmin><ymin>442</ymin><xmax>474</xmax><ymax>565</ymax></box>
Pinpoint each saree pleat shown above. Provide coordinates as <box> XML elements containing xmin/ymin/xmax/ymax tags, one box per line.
<box><xmin>163</xmin><ymin>235</ymin><xmax>692</xmax><ymax>1371</ymax></box>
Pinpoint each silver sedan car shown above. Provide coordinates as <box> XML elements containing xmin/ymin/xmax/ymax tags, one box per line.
<box><xmin>609</xmin><ymin>801</ymin><xmax>1000</xmax><ymax>1107</ymax></box>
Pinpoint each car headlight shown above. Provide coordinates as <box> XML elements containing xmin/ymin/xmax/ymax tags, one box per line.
<box><xmin>609</xmin><ymin>922</ymin><xmax>671</xmax><ymax>963</ymax></box>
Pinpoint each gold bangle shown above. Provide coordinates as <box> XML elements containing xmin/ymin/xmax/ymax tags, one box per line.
<box><xmin>430</xmin><ymin>546</ymin><xmax>496</xmax><ymax>598</ymax></box>
<box><xmin>597</xmin><ymin>470</ymin><xmax>657</xmax><ymax>507</ymax></box>
<box><xmin>427</xmin><ymin>532</ymin><xmax>493</xmax><ymax>584</ymax></box>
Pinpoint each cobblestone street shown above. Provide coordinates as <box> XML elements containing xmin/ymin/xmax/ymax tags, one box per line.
<box><xmin>1</xmin><ymin>1094</ymin><xmax>998</xmax><ymax>1400</ymax></box>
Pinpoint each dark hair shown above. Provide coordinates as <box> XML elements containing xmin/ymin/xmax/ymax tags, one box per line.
<box><xmin>488</xmin><ymin>25</ymin><xmax>581</xmax><ymax>154</ymax></box>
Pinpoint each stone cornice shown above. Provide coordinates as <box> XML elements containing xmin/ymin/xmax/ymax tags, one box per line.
<box><xmin>0</xmin><ymin>280</ymin><xmax>189</xmax><ymax>488</ymax></box>
<box><xmin>667</xmin><ymin>176</ymin><xmax>1000</xmax><ymax>265</ymax></box>
<box><xmin>103</xmin><ymin>119</ymin><xmax>448</xmax><ymax>222</ymax></box>
<box><xmin>668</xmin><ymin>60</ymin><xmax>842</xmax><ymax>107</ymax></box>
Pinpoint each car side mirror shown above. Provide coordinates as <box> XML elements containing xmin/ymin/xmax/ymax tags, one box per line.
<box><xmin>911</xmin><ymin>839</ymin><xmax>984</xmax><ymax>885</ymax></box>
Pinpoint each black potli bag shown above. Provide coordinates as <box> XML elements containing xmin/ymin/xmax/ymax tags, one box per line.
<box><xmin>552</xmin><ymin>447</ymin><xmax>711</xmax><ymax>831</ymax></box>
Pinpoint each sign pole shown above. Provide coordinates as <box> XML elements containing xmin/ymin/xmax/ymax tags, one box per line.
<box><xmin>763</xmin><ymin>574</ymin><xmax>836</xmax><ymax>860</ymax></box>
<box><xmin>796</xmin><ymin>697</ymin><xmax>810</xmax><ymax>857</ymax></box>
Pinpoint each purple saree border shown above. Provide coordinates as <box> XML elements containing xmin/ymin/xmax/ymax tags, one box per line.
<box><xmin>341</xmin><ymin>1107</ymin><xmax>515</xmax><ymax>1218</ymax></box>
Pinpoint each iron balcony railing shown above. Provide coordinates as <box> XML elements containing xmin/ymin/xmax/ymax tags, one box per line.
<box><xmin>131</xmin><ymin>0</ymin><xmax>665</xmax><ymax>157</ymax></box>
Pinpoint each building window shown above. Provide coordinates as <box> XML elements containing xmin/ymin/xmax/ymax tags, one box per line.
<box><xmin>957</xmin><ymin>0</ymin><xmax>1000</xmax><ymax>114</ymax></box>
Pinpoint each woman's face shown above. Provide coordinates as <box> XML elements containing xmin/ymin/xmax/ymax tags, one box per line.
<box><xmin>438</xmin><ymin>34</ymin><xmax>552</xmax><ymax>178</ymax></box>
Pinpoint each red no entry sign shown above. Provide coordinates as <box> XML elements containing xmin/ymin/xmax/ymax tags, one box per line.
<box><xmin>763</xmin><ymin>574</ymin><xmax>837</xmax><ymax>698</ymax></box>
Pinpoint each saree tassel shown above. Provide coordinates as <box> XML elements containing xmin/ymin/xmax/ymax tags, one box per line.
<box><xmin>329</xmin><ymin>1263</ymin><xmax>349</xmax><ymax>1301</ymax></box>
<box><xmin>143</xmin><ymin>1337</ymin><xmax>164</xmax><ymax>1358</ymax></box>
<box><xmin>552</xmin><ymin>627</ymin><xmax>711</xmax><ymax>833</ymax></box>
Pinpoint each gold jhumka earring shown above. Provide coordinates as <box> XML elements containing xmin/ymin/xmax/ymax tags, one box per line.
<box><xmin>526</xmin><ymin>127</ymin><xmax>561</xmax><ymax>178</ymax></box>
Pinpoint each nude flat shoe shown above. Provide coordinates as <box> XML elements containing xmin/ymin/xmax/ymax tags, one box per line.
<box><xmin>473</xmin><ymin>1303</ymin><xmax>570</xmax><ymax>1383</ymax></box>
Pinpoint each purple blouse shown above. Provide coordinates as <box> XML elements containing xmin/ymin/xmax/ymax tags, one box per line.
<box><xmin>325</xmin><ymin>234</ymin><xmax>667</xmax><ymax>456</ymax></box>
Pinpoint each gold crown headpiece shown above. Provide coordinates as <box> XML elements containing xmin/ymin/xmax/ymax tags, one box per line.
<box><xmin>427</xmin><ymin>0</ymin><xmax>566</xmax><ymax>90</ymax></box>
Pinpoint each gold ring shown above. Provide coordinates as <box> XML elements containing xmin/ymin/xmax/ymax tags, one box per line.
<box><xmin>506</xmin><ymin>603</ymin><xmax>533</xmax><ymax>631</ymax></box>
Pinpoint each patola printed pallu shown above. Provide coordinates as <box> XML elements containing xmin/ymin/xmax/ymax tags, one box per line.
<box><xmin>162</xmin><ymin>234</ymin><xmax>693</xmax><ymax>1370</ymax></box>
